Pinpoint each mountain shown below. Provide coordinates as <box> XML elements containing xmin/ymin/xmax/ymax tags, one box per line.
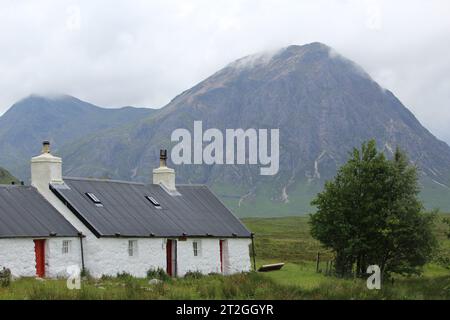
<box><xmin>57</xmin><ymin>42</ymin><xmax>450</xmax><ymax>215</ymax></box>
<box><xmin>0</xmin><ymin>94</ymin><xmax>155</xmax><ymax>179</ymax></box>
<box><xmin>0</xmin><ymin>167</ymin><xmax>18</xmax><ymax>185</ymax></box>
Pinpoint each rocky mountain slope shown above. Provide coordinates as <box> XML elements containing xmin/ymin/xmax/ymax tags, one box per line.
<box><xmin>0</xmin><ymin>94</ymin><xmax>155</xmax><ymax>179</ymax></box>
<box><xmin>59</xmin><ymin>43</ymin><xmax>450</xmax><ymax>214</ymax></box>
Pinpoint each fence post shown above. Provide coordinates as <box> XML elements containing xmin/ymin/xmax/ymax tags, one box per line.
<box><xmin>316</xmin><ymin>252</ymin><xmax>320</xmax><ymax>273</ymax></box>
<box><xmin>251</xmin><ymin>233</ymin><xmax>257</xmax><ymax>272</ymax></box>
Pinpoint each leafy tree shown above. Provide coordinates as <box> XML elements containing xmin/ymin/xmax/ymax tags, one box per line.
<box><xmin>310</xmin><ymin>140</ymin><xmax>437</xmax><ymax>278</ymax></box>
<box><xmin>444</xmin><ymin>218</ymin><xmax>450</xmax><ymax>239</ymax></box>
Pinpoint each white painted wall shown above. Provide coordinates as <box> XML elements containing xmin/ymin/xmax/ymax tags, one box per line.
<box><xmin>84</xmin><ymin>238</ymin><xmax>166</xmax><ymax>278</ymax></box>
<box><xmin>176</xmin><ymin>238</ymin><xmax>252</xmax><ymax>277</ymax></box>
<box><xmin>0</xmin><ymin>237</ymin><xmax>84</xmax><ymax>278</ymax></box>
<box><xmin>176</xmin><ymin>238</ymin><xmax>222</xmax><ymax>276</ymax></box>
<box><xmin>0</xmin><ymin>236</ymin><xmax>251</xmax><ymax>278</ymax></box>
<box><xmin>68</xmin><ymin>237</ymin><xmax>251</xmax><ymax>278</ymax></box>
<box><xmin>0</xmin><ymin>239</ymin><xmax>36</xmax><ymax>277</ymax></box>
<box><xmin>46</xmin><ymin>237</ymin><xmax>82</xmax><ymax>278</ymax></box>
<box><xmin>223</xmin><ymin>238</ymin><xmax>252</xmax><ymax>275</ymax></box>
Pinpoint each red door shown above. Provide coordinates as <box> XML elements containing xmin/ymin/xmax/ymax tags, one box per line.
<box><xmin>34</xmin><ymin>239</ymin><xmax>46</xmax><ymax>278</ymax></box>
<box><xmin>166</xmin><ymin>240</ymin><xmax>173</xmax><ymax>276</ymax></box>
<box><xmin>166</xmin><ymin>240</ymin><xmax>177</xmax><ymax>277</ymax></box>
<box><xmin>220</xmin><ymin>240</ymin><xmax>224</xmax><ymax>274</ymax></box>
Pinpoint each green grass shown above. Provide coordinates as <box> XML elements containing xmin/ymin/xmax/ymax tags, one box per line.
<box><xmin>1</xmin><ymin>263</ymin><xmax>448</xmax><ymax>300</ymax></box>
<box><xmin>242</xmin><ymin>216</ymin><xmax>333</xmax><ymax>263</ymax></box>
<box><xmin>0</xmin><ymin>273</ymin><xmax>308</xmax><ymax>300</ymax></box>
<box><xmin>0</xmin><ymin>215</ymin><xmax>449</xmax><ymax>300</ymax></box>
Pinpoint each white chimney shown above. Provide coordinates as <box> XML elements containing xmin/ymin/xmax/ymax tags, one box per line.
<box><xmin>31</xmin><ymin>141</ymin><xmax>63</xmax><ymax>192</ymax></box>
<box><xmin>153</xmin><ymin>149</ymin><xmax>176</xmax><ymax>191</ymax></box>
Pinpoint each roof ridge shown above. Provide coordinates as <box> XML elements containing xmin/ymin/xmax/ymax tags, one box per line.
<box><xmin>62</xmin><ymin>177</ymin><xmax>209</xmax><ymax>188</ymax></box>
<box><xmin>0</xmin><ymin>184</ymin><xmax>30</xmax><ymax>188</ymax></box>
<box><xmin>63</xmin><ymin>176</ymin><xmax>146</xmax><ymax>185</ymax></box>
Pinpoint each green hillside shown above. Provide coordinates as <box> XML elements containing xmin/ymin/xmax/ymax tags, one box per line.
<box><xmin>216</xmin><ymin>178</ymin><xmax>450</xmax><ymax>217</ymax></box>
<box><xmin>0</xmin><ymin>167</ymin><xmax>18</xmax><ymax>185</ymax></box>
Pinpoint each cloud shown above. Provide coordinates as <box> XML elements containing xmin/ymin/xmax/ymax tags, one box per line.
<box><xmin>0</xmin><ymin>0</ymin><xmax>449</xmax><ymax>142</ymax></box>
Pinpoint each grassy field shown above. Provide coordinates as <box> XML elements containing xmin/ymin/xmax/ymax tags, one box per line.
<box><xmin>243</xmin><ymin>215</ymin><xmax>450</xmax><ymax>299</ymax></box>
<box><xmin>0</xmin><ymin>215</ymin><xmax>449</xmax><ymax>300</ymax></box>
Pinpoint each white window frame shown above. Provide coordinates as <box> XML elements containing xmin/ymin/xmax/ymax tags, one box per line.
<box><xmin>193</xmin><ymin>240</ymin><xmax>201</xmax><ymax>257</ymax></box>
<box><xmin>62</xmin><ymin>240</ymin><xmax>72</xmax><ymax>255</ymax></box>
<box><xmin>128</xmin><ymin>240</ymin><xmax>138</xmax><ymax>257</ymax></box>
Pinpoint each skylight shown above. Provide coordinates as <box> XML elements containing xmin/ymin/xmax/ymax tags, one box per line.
<box><xmin>86</xmin><ymin>192</ymin><xmax>102</xmax><ymax>205</ymax></box>
<box><xmin>146</xmin><ymin>196</ymin><xmax>161</xmax><ymax>208</ymax></box>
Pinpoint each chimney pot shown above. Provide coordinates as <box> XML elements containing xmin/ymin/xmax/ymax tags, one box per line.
<box><xmin>160</xmin><ymin>149</ymin><xmax>167</xmax><ymax>167</ymax></box>
<box><xmin>42</xmin><ymin>141</ymin><xmax>51</xmax><ymax>154</ymax></box>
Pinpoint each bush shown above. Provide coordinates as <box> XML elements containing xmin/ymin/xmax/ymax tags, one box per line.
<box><xmin>116</xmin><ymin>272</ymin><xmax>134</xmax><ymax>280</ymax></box>
<box><xmin>184</xmin><ymin>271</ymin><xmax>204</xmax><ymax>279</ymax></box>
<box><xmin>80</xmin><ymin>268</ymin><xmax>91</xmax><ymax>278</ymax></box>
<box><xmin>100</xmin><ymin>274</ymin><xmax>114</xmax><ymax>281</ymax></box>
<box><xmin>208</xmin><ymin>272</ymin><xmax>222</xmax><ymax>277</ymax></box>
<box><xmin>433</xmin><ymin>247</ymin><xmax>450</xmax><ymax>269</ymax></box>
<box><xmin>0</xmin><ymin>267</ymin><xmax>11</xmax><ymax>288</ymax></box>
<box><xmin>146</xmin><ymin>267</ymin><xmax>170</xmax><ymax>281</ymax></box>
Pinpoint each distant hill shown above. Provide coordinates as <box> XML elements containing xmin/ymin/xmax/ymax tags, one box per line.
<box><xmin>0</xmin><ymin>94</ymin><xmax>156</xmax><ymax>179</ymax></box>
<box><xmin>0</xmin><ymin>167</ymin><xmax>18</xmax><ymax>185</ymax></box>
<box><xmin>1</xmin><ymin>43</ymin><xmax>450</xmax><ymax>215</ymax></box>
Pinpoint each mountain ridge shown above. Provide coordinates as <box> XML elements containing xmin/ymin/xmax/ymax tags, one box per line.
<box><xmin>0</xmin><ymin>94</ymin><xmax>156</xmax><ymax>179</ymax></box>
<box><xmin>1</xmin><ymin>42</ymin><xmax>449</xmax><ymax>215</ymax></box>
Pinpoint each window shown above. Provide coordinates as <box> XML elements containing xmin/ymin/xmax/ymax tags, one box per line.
<box><xmin>62</xmin><ymin>240</ymin><xmax>71</xmax><ymax>254</ymax></box>
<box><xmin>193</xmin><ymin>241</ymin><xmax>201</xmax><ymax>257</ymax></box>
<box><xmin>146</xmin><ymin>196</ymin><xmax>161</xmax><ymax>208</ymax></box>
<box><xmin>128</xmin><ymin>240</ymin><xmax>138</xmax><ymax>257</ymax></box>
<box><xmin>86</xmin><ymin>192</ymin><xmax>102</xmax><ymax>206</ymax></box>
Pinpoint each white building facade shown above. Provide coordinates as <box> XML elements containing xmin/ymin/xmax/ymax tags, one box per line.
<box><xmin>0</xmin><ymin>143</ymin><xmax>252</xmax><ymax>278</ymax></box>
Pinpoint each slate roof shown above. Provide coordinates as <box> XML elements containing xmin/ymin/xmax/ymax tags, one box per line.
<box><xmin>0</xmin><ymin>185</ymin><xmax>80</xmax><ymax>238</ymax></box>
<box><xmin>50</xmin><ymin>178</ymin><xmax>252</xmax><ymax>238</ymax></box>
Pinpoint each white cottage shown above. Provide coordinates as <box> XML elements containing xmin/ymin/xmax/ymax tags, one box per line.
<box><xmin>0</xmin><ymin>142</ymin><xmax>253</xmax><ymax>278</ymax></box>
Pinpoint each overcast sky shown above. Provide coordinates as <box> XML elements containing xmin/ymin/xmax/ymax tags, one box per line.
<box><xmin>0</xmin><ymin>0</ymin><xmax>449</xmax><ymax>143</ymax></box>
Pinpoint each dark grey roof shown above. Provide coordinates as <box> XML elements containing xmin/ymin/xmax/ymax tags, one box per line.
<box><xmin>50</xmin><ymin>178</ymin><xmax>252</xmax><ymax>238</ymax></box>
<box><xmin>0</xmin><ymin>185</ymin><xmax>80</xmax><ymax>238</ymax></box>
